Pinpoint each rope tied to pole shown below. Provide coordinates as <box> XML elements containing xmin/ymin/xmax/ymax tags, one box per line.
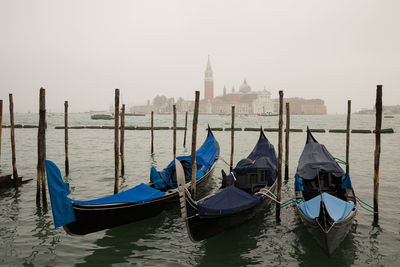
<box><xmin>219</xmin><ymin>156</ymin><xmax>231</xmax><ymax>167</ymax></box>
<box><xmin>333</xmin><ymin>157</ymin><xmax>349</xmax><ymax>166</ymax></box>
<box><xmin>277</xmin><ymin>197</ymin><xmax>304</xmax><ymax>209</ymax></box>
<box><xmin>356</xmin><ymin>196</ymin><xmax>378</xmax><ymax>214</ymax></box>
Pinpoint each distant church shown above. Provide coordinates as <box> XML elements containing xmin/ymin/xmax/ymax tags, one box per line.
<box><xmin>199</xmin><ymin>56</ymin><xmax>274</xmax><ymax>115</ymax></box>
<box><xmin>130</xmin><ymin>56</ymin><xmax>327</xmax><ymax>115</ymax></box>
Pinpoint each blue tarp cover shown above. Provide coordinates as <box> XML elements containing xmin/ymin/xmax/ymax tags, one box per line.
<box><xmin>45</xmin><ymin>160</ymin><xmax>165</xmax><ymax>228</ymax></box>
<box><xmin>198</xmin><ymin>186</ymin><xmax>262</xmax><ymax>218</ymax></box>
<box><xmin>341</xmin><ymin>173</ymin><xmax>353</xmax><ymax>189</ymax></box>
<box><xmin>222</xmin><ymin>135</ymin><xmax>277</xmax><ymax>187</ymax></box>
<box><xmin>297</xmin><ymin>192</ymin><xmax>355</xmax><ymax>223</ymax></box>
<box><xmin>45</xmin><ymin>160</ymin><xmax>76</xmax><ymax>228</ymax></box>
<box><xmin>150</xmin><ymin>135</ymin><xmax>218</xmax><ymax>189</ymax></box>
<box><xmin>73</xmin><ymin>183</ymin><xmax>165</xmax><ymax>205</ymax></box>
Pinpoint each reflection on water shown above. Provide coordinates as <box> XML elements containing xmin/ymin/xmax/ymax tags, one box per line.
<box><xmin>0</xmin><ymin>190</ymin><xmax>20</xmax><ymax>265</ymax></box>
<box><xmin>77</xmin><ymin>214</ymin><xmax>168</xmax><ymax>266</ymax></box>
<box><xmin>199</xmin><ymin>212</ymin><xmax>266</xmax><ymax>266</ymax></box>
<box><xmin>366</xmin><ymin>226</ymin><xmax>383</xmax><ymax>266</ymax></box>
<box><xmin>295</xmin><ymin>221</ymin><xmax>357</xmax><ymax>267</ymax></box>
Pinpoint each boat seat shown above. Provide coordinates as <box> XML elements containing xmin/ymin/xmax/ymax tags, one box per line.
<box><xmin>302</xmin><ymin>172</ymin><xmax>345</xmax><ymax>201</ymax></box>
<box><xmin>235</xmin><ymin>169</ymin><xmax>269</xmax><ymax>194</ymax></box>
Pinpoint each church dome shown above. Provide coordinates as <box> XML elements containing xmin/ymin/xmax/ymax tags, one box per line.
<box><xmin>239</xmin><ymin>80</ymin><xmax>251</xmax><ymax>93</ymax></box>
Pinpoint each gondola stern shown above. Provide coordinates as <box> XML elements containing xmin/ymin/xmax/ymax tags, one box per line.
<box><xmin>306</xmin><ymin>126</ymin><xmax>318</xmax><ymax>144</ymax></box>
<box><xmin>259</xmin><ymin>126</ymin><xmax>267</xmax><ymax>140</ymax></box>
<box><xmin>207</xmin><ymin>125</ymin><xmax>214</xmax><ymax>137</ymax></box>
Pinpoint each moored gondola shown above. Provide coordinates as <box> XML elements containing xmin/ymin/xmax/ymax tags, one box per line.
<box><xmin>45</xmin><ymin>127</ymin><xmax>219</xmax><ymax>235</ymax></box>
<box><xmin>177</xmin><ymin>129</ymin><xmax>277</xmax><ymax>241</ymax></box>
<box><xmin>294</xmin><ymin>128</ymin><xmax>356</xmax><ymax>255</ymax></box>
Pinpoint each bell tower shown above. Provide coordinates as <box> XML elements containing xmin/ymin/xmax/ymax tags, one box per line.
<box><xmin>204</xmin><ymin>55</ymin><xmax>214</xmax><ymax>100</ymax></box>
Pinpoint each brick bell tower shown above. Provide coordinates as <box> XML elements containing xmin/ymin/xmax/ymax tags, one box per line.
<box><xmin>204</xmin><ymin>55</ymin><xmax>214</xmax><ymax>100</ymax></box>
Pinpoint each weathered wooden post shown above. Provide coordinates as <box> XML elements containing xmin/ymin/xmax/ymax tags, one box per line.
<box><xmin>284</xmin><ymin>102</ymin><xmax>290</xmax><ymax>181</ymax></box>
<box><xmin>190</xmin><ymin>91</ymin><xmax>200</xmax><ymax>198</ymax></box>
<box><xmin>64</xmin><ymin>101</ymin><xmax>69</xmax><ymax>176</ymax></box>
<box><xmin>373</xmin><ymin>85</ymin><xmax>382</xmax><ymax>224</ymax></box>
<box><xmin>230</xmin><ymin>106</ymin><xmax>235</xmax><ymax>172</ymax></box>
<box><xmin>173</xmin><ymin>105</ymin><xmax>177</xmax><ymax>159</ymax></box>
<box><xmin>151</xmin><ymin>111</ymin><xmax>154</xmax><ymax>154</ymax></box>
<box><xmin>183</xmin><ymin>111</ymin><xmax>188</xmax><ymax>148</ymax></box>
<box><xmin>120</xmin><ymin>104</ymin><xmax>125</xmax><ymax>177</ymax></box>
<box><xmin>38</xmin><ymin>88</ymin><xmax>47</xmax><ymax>206</ymax></box>
<box><xmin>276</xmin><ymin>90</ymin><xmax>283</xmax><ymax>220</ymax></box>
<box><xmin>346</xmin><ymin>100</ymin><xmax>351</xmax><ymax>175</ymax></box>
<box><xmin>114</xmin><ymin>89</ymin><xmax>120</xmax><ymax>194</ymax></box>
<box><xmin>0</xmin><ymin>100</ymin><xmax>2</xmax><ymax>162</ymax></box>
<box><xmin>9</xmin><ymin>94</ymin><xmax>19</xmax><ymax>188</ymax></box>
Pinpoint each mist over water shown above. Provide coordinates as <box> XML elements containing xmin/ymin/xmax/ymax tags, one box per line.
<box><xmin>0</xmin><ymin>114</ymin><xmax>399</xmax><ymax>266</ymax></box>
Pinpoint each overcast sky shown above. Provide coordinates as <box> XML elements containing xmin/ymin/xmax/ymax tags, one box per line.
<box><xmin>0</xmin><ymin>0</ymin><xmax>399</xmax><ymax>113</ymax></box>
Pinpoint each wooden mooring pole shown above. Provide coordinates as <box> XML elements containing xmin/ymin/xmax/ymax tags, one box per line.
<box><xmin>173</xmin><ymin>105</ymin><xmax>177</xmax><ymax>159</ymax></box>
<box><xmin>373</xmin><ymin>85</ymin><xmax>382</xmax><ymax>224</ymax></box>
<box><xmin>114</xmin><ymin>89</ymin><xmax>120</xmax><ymax>194</ymax></box>
<box><xmin>276</xmin><ymin>90</ymin><xmax>283</xmax><ymax>220</ymax></box>
<box><xmin>151</xmin><ymin>111</ymin><xmax>154</xmax><ymax>154</ymax></box>
<box><xmin>39</xmin><ymin>88</ymin><xmax>47</xmax><ymax>206</ymax></box>
<box><xmin>346</xmin><ymin>100</ymin><xmax>351</xmax><ymax>175</ymax></box>
<box><xmin>120</xmin><ymin>104</ymin><xmax>125</xmax><ymax>177</ymax></box>
<box><xmin>183</xmin><ymin>111</ymin><xmax>188</xmax><ymax>148</ymax></box>
<box><xmin>230</xmin><ymin>106</ymin><xmax>235</xmax><ymax>172</ymax></box>
<box><xmin>284</xmin><ymin>102</ymin><xmax>290</xmax><ymax>181</ymax></box>
<box><xmin>9</xmin><ymin>94</ymin><xmax>19</xmax><ymax>188</ymax></box>
<box><xmin>0</xmin><ymin>100</ymin><xmax>2</xmax><ymax>163</ymax></box>
<box><xmin>190</xmin><ymin>91</ymin><xmax>200</xmax><ymax>198</ymax></box>
<box><xmin>35</xmin><ymin>88</ymin><xmax>47</xmax><ymax>206</ymax></box>
<box><xmin>64</xmin><ymin>101</ymin><xmax>69</xmax><ymax>176</ymax></box>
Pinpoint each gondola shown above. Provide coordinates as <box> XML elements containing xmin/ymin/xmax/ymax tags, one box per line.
<box><xmin>45</xmin><ymin>127</ymin><xmax>219</xmax><ymax>235</ymax></box>
<box><xmin>177</xmin><ymin>129</ymin><xmax>277</xmax><ymax>241</ymax></box>
<box><xmin>294</xmin><ymin>128</ymin><xmax>356</xmax><ymax>255</ymax></box>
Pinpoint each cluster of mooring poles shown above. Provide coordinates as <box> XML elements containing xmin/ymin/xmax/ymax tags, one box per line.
<box><xmin>0</xmin><ymin>84</ymin><xmax>385</xmax><ymax>225</ymax></box>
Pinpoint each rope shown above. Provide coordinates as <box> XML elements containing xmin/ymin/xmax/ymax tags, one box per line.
<box><xmin>280</xmin><ymin>197</ymin><xmax>303</xmax><ymax>206</ymax></box>
<box><xmin>278</xmin><ymin>198</ymin><xmax>303</xmax><ymax>209</ymax></box>
<box><xmin>356</xmin><ymin>196</ymin><xmax>378</xmax><ymax>214</ymax></box>
<box><xmin>219</xmin><ymin>156</ymin><xmax>231</xmax><ymax>167</ymax></box>
<box><xmin>316</xmin><ymin>219</ymin><xmax>336</xmax><ymax>234</ymax></box>
<box><xmin>333</xmin><ymin>157</ymin><xmax>349</xmax><ymax>166</ymax></box>
<box><xmin>255</xmin><ymin>188</ymin><xmax>280</xmax><ymax>204</ymax></box>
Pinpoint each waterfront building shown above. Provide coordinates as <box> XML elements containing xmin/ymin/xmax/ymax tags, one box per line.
<box><xmin>131</xmin><ymin>56</ymin><xmax>327</xmax><ymax>115</ymax></box>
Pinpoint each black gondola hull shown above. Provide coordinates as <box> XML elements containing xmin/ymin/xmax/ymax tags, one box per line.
<box><xmin>65</xmin><ymin>161</ymin><xmax>217</xmax><ymax>235</ymax></box>
<box><xmin>186</xmin><ymin>181</ymin><xmax>277</xmax><ymax>242</ymax></box>
<box><xmin>296</xmin><ymin>205</ymin><xmax>356</xmax><ymax>255</ymax></box>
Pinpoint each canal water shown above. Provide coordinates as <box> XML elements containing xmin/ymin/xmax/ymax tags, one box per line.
<box><xmin>0</xmin><ymin>113</ymin><xmax>399</xmax><ymax>266</ymax></box>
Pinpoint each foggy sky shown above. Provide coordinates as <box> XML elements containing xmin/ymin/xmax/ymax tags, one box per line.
<box><xmin>0</xmin><ymin>0</ymin><xmax>399</xmax><ymax>114</ymax></box>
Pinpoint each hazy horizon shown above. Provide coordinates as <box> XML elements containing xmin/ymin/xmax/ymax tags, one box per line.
<box><xmin>1</xmin><ymin>0</ymin><xmax>399</xmax><ymax>114</ymax></box>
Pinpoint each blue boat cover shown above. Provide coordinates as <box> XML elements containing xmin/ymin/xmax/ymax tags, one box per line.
<box><xmin>45</xmin><ymin>160</ymin><xmax>165</xmax><ymax>228</ymax></box>
<box><xmin>341</xmin><ymin>173</ymin><xmax>353</xmax><ymax>189</ymax></box>
<box><xmin>73</xmin><ymin>183</ymin><xmax>165</xmax><ymax>205</ymax></box>
<box><xmin>150</xmin><ymin>135</ymin><xmax>218</xmax><ymax>189</ymax></box>
<box><xmin>198</xmin><ymin>186</ymin><xmax>262</xmax><ymax>218</ymax></box>
<box><xmin>222</xmin><ymin>135</ymin><xmax>277</xmax><ymax>187</ymax></box>
<box><xmin>45</xmin><ymin>160</ymin><xmax>76</xmax><ymax>228</ymax></box>
<box><xmin>294</xmin><ymin>173</ymin><xmax>304</xmax><ymax>191</ymax></box>
<box><xmin>297</xmin><ymin>192</ymin><xmax>355</xmax><ymax>223</ymax></box>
